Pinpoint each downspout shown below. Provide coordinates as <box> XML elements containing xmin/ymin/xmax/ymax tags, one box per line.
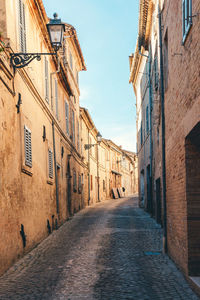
<box><xmin>52</xmin><ymin>121</ymin><xmax>59</xmax><ymax>215</ymax></box>
<box><xmin>148</xmin><ymin>51</ymin><xmax>153</xmax><ymax>215</ymax></box>
<box><xmin>88</xmin><ymin>127</ymin><xmax>90</xmax><ymax>205</ymax></box>
<box><xmin>87</xmin><ymin>126</ymin><xmax>94</xmax><ymax>205</ymax></box>
<box><xmin>158</xmin><ymin>3</ymin><xmax>167</xmax><ymax>253</ymax></box>
<box><xmin>50</xmin><ymin>58</ymin><xmax>60</xmax><ymax>215</ymax></box>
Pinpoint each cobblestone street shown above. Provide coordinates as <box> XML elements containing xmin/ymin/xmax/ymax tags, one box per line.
<box><xmin>0</xmin><ymin>196</ymin><xmax>199</xmax><ymax>300</ymax></box>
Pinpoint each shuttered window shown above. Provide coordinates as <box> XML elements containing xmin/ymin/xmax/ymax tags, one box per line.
<box><xmin>72</xmin><ymin>110</ymin><xmax>75</xmax><ymax>144</ymax></box>
<box><xmin>65</xmin><ymin>101</ymin><xmax>69</xmax><ymax>135</ymax></box>
<box><xmin>45</xmin><ymin>57</ymin><xmax>49</xmax><ymax>102</ymax></box>
<box><xmin>55</xmin><ymin>79</ymin><xmax>58</xmax><ymax>119</ymax></box>
<box><xmin>24</xmin><ymin>126</ymin><xmax>32</xmax><ymax>167</ymax></box>
<box><xmin>48</xmin><ymin>149</ymin><xmax>53</xmax><ymax>179</ymax></box>
<box><xmin>19</xmin><ymin>0</ymin><xmax>26</xmax><ymax>52</ymax></box>
<box><xmin>78</xmin><ymin>174</ymin><xmax>82</xmax><ymax>193</ymax></box>
<box><xmin>73</xmin><ymin>170</ymin><xmax>77</xmax><ymax>192</ymax></box>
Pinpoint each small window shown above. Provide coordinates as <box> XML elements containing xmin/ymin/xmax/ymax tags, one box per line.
<box><xmin>73</xmin><ymin>170</ymin><xmax>77</xmax><ymax>192</ymax></box>
<box><xmin>103</xmin><ymin>180</ymin><xmax>106</xmax><ymax>192</ymax></box>
<box><xmin>182</xmin><ymin>0</ymin><xmax>192</xmax><ymax>43</ymax></box>
<box><xmin>76</xmin><ymin>70</ymin><xmax>79</xmax><ymax>84</ymax></box>
<box><xmin>78</xmin><ymin>174</ymin><xmax>82</xmax><ymax>194</ymax></box>
<box><xmin>90</xmin><ymin>175</ymin><xmax>93</xmax><ymax>191</ymax></box>
<box><xmin>44</xmin><ymin>57</ymin><xmax>49</xmax><ymax>102</ymax></box>
<box><xmin>48</xmin><ymin>149</ymin><xmax>53</xmax><ymax>179</ymax></box>
<box><xmin>65</xmin><ymin>101</ymin><xmax>69</xmax><ymax>135</ymax></box>
<box><xmin>18</xmin><ymin>0</ymin><xmax>26</xmax><ymax>52</ymax></box>
<box><xmin>24</xmin><ymin>126</ymin><xmax>32</xmax><ymax>167</ymax></box>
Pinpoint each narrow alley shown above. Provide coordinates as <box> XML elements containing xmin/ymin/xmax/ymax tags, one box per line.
<box><xmin>0</xmin><ymin>196</ymin><xmax>198</xmax><ymax>300</ymax></box>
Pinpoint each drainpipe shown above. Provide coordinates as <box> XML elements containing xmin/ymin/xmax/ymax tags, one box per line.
<box><xmin>148</xmin><ymin>51</ymin><xmax>153</xmax><ymax>215</ymax></box>
<box><xmin>87</xmin><ymin>126</ymin><xmax>94</xmax><ymax>205</ymax></box>
<box><xmin>52</xmin><ymin>121</ymin><xmax>59</xmax><ymax>214</ymax></box>
<box><xmin>158</xmin><ymin>3</ymin><xmax>167</xmax><ymax>253</ymax></box>
<box><xmin>50</xmin><ymin>57</ymin><xmax>60</xmax><ymax>215</ymax></box>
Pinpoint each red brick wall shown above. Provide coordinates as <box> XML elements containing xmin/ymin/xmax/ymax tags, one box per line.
<box><xmin>162</xmin><ymin>0</ymin><xmax>200</xmax><ymax>275</ymax></box>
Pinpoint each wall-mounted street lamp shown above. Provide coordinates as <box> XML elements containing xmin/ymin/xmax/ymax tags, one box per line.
<box><xmin>10</xmin><ymin>13</ymin><xmax>65</xmax><ymax>69</ymax></box>
<box><xmin>84</xmin><ymin>131</ymin><xmax>102</xmax><ymax>150</ymax></box>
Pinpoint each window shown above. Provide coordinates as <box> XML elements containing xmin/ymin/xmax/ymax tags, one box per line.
<box><xmin>103</xmin><ymin>180</ymin><xmax>106</xmax><ymax>192</ymax></box>
<box><xmin>78</xmin><ymin>174</ymin><xmax>82</xmax><ymax>193</ymax></box>
<box><xmin>146</xmin><ymin>106</ymin><xmax>149</xmax><ymax>133</ymax></box>
<box><xmin>164</xmin><ymin>30</ymin><xmax>168</xmax><ymax>91</ymax></box>
<box><xmin>153</xmin><ymin>54</ymin><xmax>159</xmax><ymax>91</ymax></box>
<box><xmin>182</xmin><ymin>0</ymin><xmax>192</xmax><ymax>43</ymax></box>
<box><xmin>18</xmin><ymin>0</ymin><xmax>26</xmax><ymax>52</ymax></box>
<box><xmin>55</xmin><ymin>79</ymin><xmax>58</xmax><ymax>119</ymax></box>
<box><xmin>73</xmin><ymin>170</ymin><xmax>77</xmax><ymax>192</ymax></box>
<box><xmin>65</xmin><ymin>101</ymin><xmax>69</xmax><ymax>135</ymax></box>
<box><xmin>77</xmin><ymin>120</ymin><xmax>80</xmax><ymax>151</ymax></box>
<box><xmin>69</xmin><ymin>51</ymin><xmax>73</xmax><ymax>70</ymax></box>
<box><xmin>90</xmin><ymin>175</ymin><xmax>93</xmax><ymax>191</ymax></box>
<box><xmin>24</xmin><ymin>126</ymin><xmax>32</xmax><ymax>167</ymax></box>
<box><xmin>140</xmin><ymin>122</ymin><xmax>143</xmax><ymax>146</ymax></box>
<box><xmin>48</xmin><ymin>149</ymin><xmax>53</xmax><ymax>178</ymax></box>
<box><xmin>72</xmin><ymin>110</ymin><xmax>75</xmax><ymax>144</ymax></box>
<box><xmin>44</xmin><ymin>57</ymin><xmax>49</xmax><ymax>102</ymax></box>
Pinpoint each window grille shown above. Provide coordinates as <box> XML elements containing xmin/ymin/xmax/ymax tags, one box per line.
<box><xmin>48</xmin><ymin>149</ymin><xmax>53</xmax><ymax>179</ymax></box>
<box><xmin>182</xmin><ymin>0</ymin><xmax>192</xmax><ymax>43</ymax></box>
<box><xmin>45</xmin><ymin>57</ymin><xmax>49</xmax><ymax>102</ymax></box>
<box><xmin>24</xmin><ymin>126</ymin><xmax>32</xmax><ymax>167</ymax></box>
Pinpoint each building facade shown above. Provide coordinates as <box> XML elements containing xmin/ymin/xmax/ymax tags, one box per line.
<box><xmin>130</xmin><ymin>0</ymin><xmax>200</xmax><ymax>289</ymax></box>
<box><xmin>0</xmin><ymin>0</ymin><xmax>86</xmax><ymax>276</ymax></box>
<box><xmin>0</xmin><ymin>0</ymin><xmax>138</xmax><ymax>277</ymax></box>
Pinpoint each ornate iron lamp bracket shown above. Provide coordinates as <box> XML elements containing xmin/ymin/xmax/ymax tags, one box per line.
<box><xmin>10</xmin><ymin>52</ymin><xmax>56</xmax><ymax>69</ymax></box>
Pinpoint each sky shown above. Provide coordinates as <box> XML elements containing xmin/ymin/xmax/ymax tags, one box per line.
<box><xmin>43</xmin><ymin>0</ymin><xmax>139</xmax><ymax>152</ymax></box>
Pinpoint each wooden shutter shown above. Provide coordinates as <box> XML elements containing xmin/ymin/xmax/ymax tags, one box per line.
<box><xmin>24</xmin><ymin>126</ymin><xmax>32</xmax><ymax>167</ymax></box>
<box><xmin>55</xmin><ymin>79</ymin><xmax>58</xmax><ymax>119</ymax></box>
<box><xmin>65</xmin><ymin>101</ymin><xmax>69</xmax><ymax>135</ymax></box>
<box><xmin>19</xmin><ymin>0</ymin><xmax>26</xmax><ymax>52</ymax></box>
<box><xmin>77</xmin><ymin>120</ymin><xmax>79</xmax><ymax>150</ymax></box>
<box><xmin>45</xmin><ymin>57</ymin><xmax>49</xmax><ymax>102</ymax></box>
<box><xmin>48</xmin><ymin>149</ymin><xmax>53</xmax><ymax>179</ymax></box>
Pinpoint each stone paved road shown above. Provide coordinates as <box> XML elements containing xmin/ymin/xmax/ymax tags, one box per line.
<box><xmin>0</xmin><ymin>196</ymin><xmax>199</xmax><ymax>300</ymax></box>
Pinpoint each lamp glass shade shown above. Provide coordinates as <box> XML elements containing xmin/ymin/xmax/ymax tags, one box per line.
<box><xmin>96</xmin><ymin>132</ymin><xmax>102</xmax><ymax>143</ymax></box>
<box><xmin>47</xmin><ymin>24</ymin><xmax>64</xmax><ymax>48</ymax></box>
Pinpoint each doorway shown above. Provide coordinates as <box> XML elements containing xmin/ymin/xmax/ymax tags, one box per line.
<box><xmin>155</xmin><ymin>178</ymin><xmax>162</xmax><ymax>225</ymax></box>
<box><xmin>67</xmin><ymin>160</ymin><xmax>72</xmax><ymax>216</ymax></box>
<box><xmin>185</xmin><ymin>122</ymin><xmax>200</xmax><ymax>275</ymax></box>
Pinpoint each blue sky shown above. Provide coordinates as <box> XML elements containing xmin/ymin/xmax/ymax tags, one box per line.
<box><xmin>43</xmin><ymin>0</ymin><xmax>139</xmax><ymax>151</ymax></box>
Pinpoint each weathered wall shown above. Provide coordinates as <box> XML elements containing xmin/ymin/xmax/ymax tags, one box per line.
<box><xmin>162</xmin><ymin>0</ymin><xmax>200</xmax><ymax>275</ymax></box>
